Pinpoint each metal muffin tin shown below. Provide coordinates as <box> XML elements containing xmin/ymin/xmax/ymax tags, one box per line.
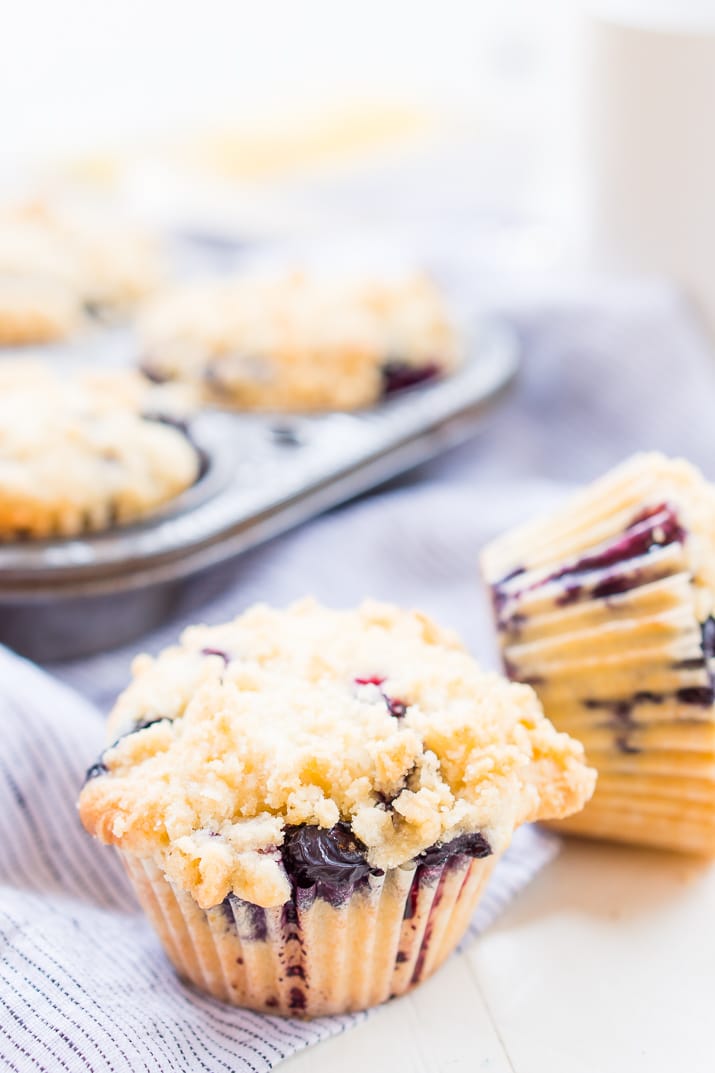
<box><xmin>0</xmin><ymin>320</ymin><xmax>519</xmax><ymax>660</ymax></box>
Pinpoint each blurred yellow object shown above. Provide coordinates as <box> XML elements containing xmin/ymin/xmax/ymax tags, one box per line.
<box><xmin>57</xmin><ymin>105</ymin><xmax>432</xmax><ymax>190</ymax></box>
<box><xmin>179</xmin><ymin>104</ymin><xmax>432</xmax><ymax>181</ymax></box>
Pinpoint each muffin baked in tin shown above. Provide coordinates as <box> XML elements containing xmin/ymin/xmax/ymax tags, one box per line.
<box><xmin>0</xmin><ymin>200</ymin><xmax>163</xmax><ymax>345</ymax></box>
<box><xmin>0</xmin><ymin>361</ymin><xmax>201</xmax><ymax>540</ymax></box>
<box><xmin>139</xmin><ymin>271</ymin><xmax>462</xmax><ymax>411</ymax></box>
<box><xmin>79</xmin><ymin>598</ymin><xmax>594</xmax><ymax>1016</ymax></box>
<box><xmin>482</xmin><ymin>452</ymin><xmax>715</xmax><ymax>855</ymax></box>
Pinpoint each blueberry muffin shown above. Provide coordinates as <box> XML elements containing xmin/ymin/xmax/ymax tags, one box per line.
<box><xmin>0</xmin><ymin>362</ymin><xmax>201</xmax><ymax>540</ymax></box>
<box><xmin>79</xmin><ymin>599</ymin><xmax>595</xmax><ymax>1017</ymax></box>
<box><xmin>0</xmin><ymin>201</ymin><xmax>163</xmax><ymax>344</ymax></box>
<box><xmin>139</xmin><ymin>272</ymin><xmax>462</xmax><ymax>411</ymax></box>
<box><xmin>0</xmin><ymin>215</ymin><xmax>84</xmax><ymax>344</ymax></box>
<box><xmin>481</xmin><ymin>453</ymin><xmax>715</xmax><ymax>855</ymax></box>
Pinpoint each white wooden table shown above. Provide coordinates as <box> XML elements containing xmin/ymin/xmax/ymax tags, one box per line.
<box><xmin>285</xmin><ymin>839</ymin><xmax>713</xmax><ymax>1073</ymax></box>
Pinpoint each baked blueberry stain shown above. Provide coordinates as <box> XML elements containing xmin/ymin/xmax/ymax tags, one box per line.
<box><xmin>404</xmin><ymin>833</ymin><xmax>492</xmax><ymax>918</ymax></box>
<box><xmin>354</xmin><ymin>675</ymin><xmax>408</xmax><ymax>719</ymax></box>
<box><xmin>84</xmin><ymin>760</ymin><xmax>108</xmax><ymax>781</ymax></box>
<box><xmin>674</xmin><ymin>618</ymin><xmax>715</xmax><ymax>682</ymax></box>
<box><xmin>675</xmin><ymin>657</ymin><xmax>708</xmax><ymax>671</ymax></box>
<box><xmin>385</xmin><ymin>697</ymin><xmax>407</xmax><ymax>718</ymax></box>
<box><xmin>403</xmin><ymin>881</ymin><xmax>421</xmax><ymax>920</ymax></box>
<box><xmin>240</xmin><ymin>901</ymin><xmax>268</xmax><ymax>942</ymax></box>
<box><xmin>82</xmin><ymin>716</ymin><xmax>174</xmax><ymax>785</ymax></box>
<box><xmin>417</xmin><ymin>832</ymin><xmax>492</xmax><ymax>868</ymax></box>
<box><xmin>702</xmin><ymin>617</ymin><xmax>715</xmax><ymax>661</ymax></box>
<box><xmin>555</xmin><ymin>585</ymin><xmax>582</xmax><ymax>607</ymax></box>
<box><xmin>583</xmin><ymin>697</ymin><xmax>639</xmax><ymax>753</ymax></box>
<box><xmin>583</xmin><ymin>664</ymin><xmax>715</xmax><ymax>753</ymax></box>
<box><xmin>281</xmin><ymin>901</ymin><xmax>299</xmax><ymax>927</ymax></box>
<box><xmin>548</xmin><ymin>504</ymin><xmax>685</xmax><ymax>581</ymax></box>
<box><xmin>381</xmin><ymin>360</ymin><xmax>441</xmax><ymax>397</ymax></box>
<box><xmin>615</xmin><ymin>734</ymin><xmax>641</xmax><ymax>755</ymax></box>
<box><xmin>220</xmin><ymin>895</ymin><xmax>268</xmax><ymax>941</ymax></box>
<box><xmin>395</xmin><ymin>951</ymin><xmax>408</xmax><ymax>964</ymax></box>
<box><xmin>490</xmin><ymin>567</ymin><xmax>525</xmax><ymax>614</ymax></box>
<box><xmin>410</xmin><ymin>866</ymin><xmax>453</xmax><ymax>984</ymax></box>
<box><xmin>376</xmin><ymin>763</ymin><xmax>417</xmax><ymax>810</ymax></box>
<box><xmin>677</xmin><ymin>686</ymin><xmax>715</xmax><ymax>706</ymax></box>
<box><xmin>584</xmin><ymin>698</ymin><xmax>632</xmax><ymax>720</ymax></box>
<box><xmin>632</xmin><ymin>691</ymin><xmax>664</xmax><ymax>705</ymax></box>
<box><xmin>497</xmin><ymin>611</ymin><xmax>527</xmax><ymax>634</ymax></box>
<box><xmin>288</xmin><ymin>987</ymin><xmax>306</xmax><ymax>1011</ymax></box>
<box><xmin>201</xmin><ymin>647</ymin><xmax>231</xmax><ymax>665</ymax></box>
<box><xmin>492</xmin><ymin>503</ymin><xmax>686</xmax><ymax>623</ymax></box>
<box><xmin>130</xmin><ymin>716</ymin><xmax>170</xmax><ymax>733</ymax></box>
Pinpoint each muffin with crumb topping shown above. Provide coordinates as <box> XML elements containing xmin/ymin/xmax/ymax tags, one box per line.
<box><xmin>0</xmin><ymin>361</ymin><xmax>200</xmax><ymax>540</ymax></box>
<box><xmin>139</xmin><ymin>271</ymin><xmax>462</xmax><ymax>411</ymax></box>
<box><xmin>0</xmin><ymin>200</ymin><xmax>163</xmax><ymax>344</ymax></box>
<box><xmin>481</xmin><ymin>452</ymin><xmax>715</xmax><ymax>855</ymax></box>
<box><xmin>79</xmin><ymin>599</ymin><xmax>595</xmax><ymax>1017</ymax></box>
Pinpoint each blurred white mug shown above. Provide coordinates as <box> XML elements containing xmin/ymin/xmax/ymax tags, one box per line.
<box><xmin>586</xmin><ymin>3</ymin><xmax>715</xmax><ymax>335</ymax></box>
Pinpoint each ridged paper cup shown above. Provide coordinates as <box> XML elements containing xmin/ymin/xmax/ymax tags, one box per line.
<box><xmin>120</xmin><ymin>848</ymin><xmax>497</xmax><ymax>1018</ymax></box>
<box><xmin>482</xmin><ymin>452</ymin><xmax>715</xmax><ymax>855</ymax></box>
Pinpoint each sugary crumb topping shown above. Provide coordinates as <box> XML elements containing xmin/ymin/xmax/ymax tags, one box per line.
<box><xmin>139</xmin><ymin>271</ymin><xmax>462</xmax><ymax>411</ymax></box>
<box><xmin>0</xmin><ymin>361</ymin><xmax>199</xmax><ymax>539</ymax></box>
<box><xmin>79</xmin><ymin>599</ymin><xmax>595</xmax><ymax>908</ymax></box>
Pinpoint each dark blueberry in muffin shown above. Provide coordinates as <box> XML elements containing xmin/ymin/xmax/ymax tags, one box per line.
<box><xmin>130</xmin><ymin>716</ymin><xmax>171</xmax><ymax>734</ymax></box>
<box><xmin>84</xmin><ymin>760</ymin><xmax>109</xmax><ymax>782</ymax></box>
<box><xmin>417</xmin><ymin>831</ymin><xmax>492</xmax><ymax>868</ymax></box>
<box><xmin>281</xmin><ymin>823</ymin><xmax>381</xmax><ymax>888</ymax></box>
<box><xmin>384</xmin><ymin>696</ymin><xmax>407</xmax><ymax>718</ymax></box>
<box><xmin>201</xmin><ymin>647</ymin><xmax>231</xmax><ymax>665</ymax></box>
<box><xmin>381</xmin><ymin>360</ymin><xmax>441</xmax><ymax>397</ymax></box>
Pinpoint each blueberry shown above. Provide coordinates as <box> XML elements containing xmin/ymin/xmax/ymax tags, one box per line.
<box><xmin>84</xmin><ymin>760</ymin><xmax>108</xmax><ymax>782</ymax></box>
<box><xmin>676</xmin><ymin>686</ymin><xmax>715</xmax><ymax>706</ymax></box>
<box><xmin>281</xmin><ymin>823</ymin><xmax>381</xmax><ymax>890</ymax></box>
<box><xmin>381</xmin><ymin>360</ymin><xmax>441</xmax><ymax>397</ymax></box>
<box><xmin>201</xmin><ymin>647</ymin><xmax>231</xmax><ymax>666</ymax></box>
<box><xmin>417</xmin><ymin>831</ymin><xmax>492</xmax><ymax>868</ymax></box>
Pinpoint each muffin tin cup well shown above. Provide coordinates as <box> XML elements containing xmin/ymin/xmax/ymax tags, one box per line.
<box><xmin>0</xmin><ymin>319</ymin><xmax>519</xmax><ymax>660</ymax></box>
<box><xmin>120</xmin><ymin>847</ymin><xmax>498</xmax><ymax>1018</ymax></box>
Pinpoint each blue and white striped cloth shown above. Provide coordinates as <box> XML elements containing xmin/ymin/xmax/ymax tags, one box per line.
<box><xmin>0</xmin><ymin>646</ymin><xmax>557</xmax><ymax>1072</ymax></box>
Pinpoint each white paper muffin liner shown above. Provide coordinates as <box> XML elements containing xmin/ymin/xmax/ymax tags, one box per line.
<box><xmin>120</xmin><ymin>848</ymin><xmax>498</xmax><ymax>1018</ymax></box>
<box><xmin>482</xmin><ymin>455</ymin><xmax>715</xmax><ymax>855</ymax></box>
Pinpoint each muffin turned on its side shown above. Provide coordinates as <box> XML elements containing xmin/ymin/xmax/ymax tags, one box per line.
<box><xmin>481</xmin><ymin>452</ymin><xmax>715</xmax><ymax>856</ymax></box>
<box><xmin>79</xmin><ymin>599</ymin><xmax>594</xmax><ymax>1018</ymax></box>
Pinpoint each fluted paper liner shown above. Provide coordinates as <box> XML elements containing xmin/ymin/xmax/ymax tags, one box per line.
<box><xmin>482</xmin><ymin>454</ymin><xmax>715</xmax><ymax>855</ymax></box>
<box><xmin>120</xmin><ymin>849</ymin><xmax>497</xmax><ymax>1018</ymax></box>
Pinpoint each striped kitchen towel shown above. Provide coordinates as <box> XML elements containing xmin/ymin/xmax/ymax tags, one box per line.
<box><xmin>0</xmin><ymin>645</ymin><xmax>558</xmax><ymax>1073</ymax></box>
